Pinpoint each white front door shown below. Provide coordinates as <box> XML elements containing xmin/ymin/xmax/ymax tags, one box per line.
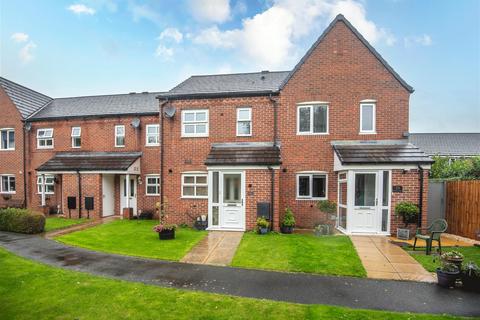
<box><xmin>120</xmin><ymin>175</ymin><xmax>137</xmax><ymax>215</ymax></box>
<box><xmin>351</xmin><ymin>172</ymin><xmax>378</xmax><ymax>233</ymax></box>
<box><xmin>102</xmin><ymin>174</ymin><xmax>115</xmax><ymax>217</ymax></box>
<box><xmin>208</xmin><ymin>170</ymin><xmax>245</xmax><ymax>230</ymax></box>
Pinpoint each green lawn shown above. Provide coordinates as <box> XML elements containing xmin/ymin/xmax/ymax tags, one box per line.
<box><xmin>0</xmin><ymin>248</ymin><xmax>469</xmax><ymax>320</ymax></box>
<box><xmin>407</xmin><ymin>246</ymin><xmax>480</xmax><ymax>272</ymax></box>
<box><xmin>44</xmin><ymin>217</ymin><xmax>89</xmax><ymax>232</ymax></box>
<box><xmin>231</xmin><ymin>233</ymin><xmax>367</xmax><ymax>277</ymax></box>
<box><xmin>55</xmin><ymin>220</ymin><xmax>207</xmax><ymax>261</ymax></box>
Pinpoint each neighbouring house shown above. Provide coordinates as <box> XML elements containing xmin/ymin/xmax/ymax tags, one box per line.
<box><xmin>0</xmin><ymin>14</ymin><xmax>433</xmax><ymax>235</ymax></box>
<box><xmin>409</xmin><ymin>133</ymin><xmax>480</xmax><ymax>159</ymax></box>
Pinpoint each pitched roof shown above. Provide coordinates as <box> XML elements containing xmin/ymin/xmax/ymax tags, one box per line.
<box><xmin>333</xmin><ymin>140</ymin><xmax>433</xmax><ymax>165</ymax></box>
<box><xmin>280</xmin><ymin>14</ymin><xmax>414</xmax><ymax>93</ymax></box>
<box><xmin>36</xmin><ymin>152</ymin><xmax>142</xmax><ymax>172</ymax></box>
<box><xmin>409</xmin><ymin>133</ymin><xmax>480</xmax><ymax>157</ymax></box>
<box><xmin>0</xmin><ymin>77</ymin><xmax>52</xmax><ymax>119</ymax></box>
<box><xmin>205</xmin><ymin>142</ymin><xmax>281</xmax><ymax>166</ymax></box>
<box><xmin>159</xmin><ymin>71</ymin><xmax>289</xmax><ymax>99</ymax></box>
<box><xmin>29</xmin><ymin>92</ymin><xmax>161</xmax><ymax>121</ymax></box>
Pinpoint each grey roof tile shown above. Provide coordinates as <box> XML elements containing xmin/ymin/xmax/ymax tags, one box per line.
<box><xmin>29</xmin><ymin>92</ymin><xmax>162</xmax><ymax>120</ymax></box>
<box><xmin>37</xmin><ymin>152</ymin><xmax>142</xmax><ymax>171</ymax></box>
<box><xmin>409</xmin><ymin>133</ymin><xmax>480</xmax><ymax>156</ymax></box>
<box><xmin>0</xmin><ymin>77</ymin><xmax>52</xmax><ymax>119</ymax></box>
<box><xmin>205</xmin><ymin>142</ymin><xmax>281</xmax><ymax>166</ymax></box>
<box><xmin>160</xmin><ymin>71</ymin><xmax>289</xmax><ymax>99</ymax></box>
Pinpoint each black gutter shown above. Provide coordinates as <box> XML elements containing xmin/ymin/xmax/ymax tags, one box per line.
<box><xmin>157</xmin><ymin>90</ymin><xmax>279</xmax><ymax>101</ymax></box>
<box><xmin>417</xmin><ymin>165</ymin><xmax>424</xmax><ymax>227</ymax></box>
<box><xmin>27</xmin><ymin>112</ymin><xmax>159</xmax><ymax>122</ymax></box>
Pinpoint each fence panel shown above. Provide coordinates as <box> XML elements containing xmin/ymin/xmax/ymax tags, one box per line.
<box><xmin>445</xmin><ymin>180</ymin><xmax>480</xmax><ymax>240</ymax></box>
<box><xmin>427</xmin><ymin>181</ymin><xmax>446</xmax><ymax>226</ymax></box>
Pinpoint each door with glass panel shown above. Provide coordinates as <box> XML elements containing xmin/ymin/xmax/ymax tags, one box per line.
<box><xmin>209</xmin><ymin>171</ymin><xmax>245</xmax><ymax>230</ymax></box>
<box><xmin>352</xmin><ymin>172</ymin><xmax>377</xmax><ymax>232</ymax></box>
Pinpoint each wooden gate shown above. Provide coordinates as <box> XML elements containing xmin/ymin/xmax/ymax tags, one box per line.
<box><xmin>445</xmin><ymin>180</ymin><xmax>480</xmax><ymax>240</ymax></box>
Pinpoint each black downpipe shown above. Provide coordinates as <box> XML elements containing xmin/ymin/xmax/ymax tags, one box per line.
<box><xmin>418</xmin><ymin>165</ymin><xmax>424</xmax><ymax>227</ymax></box>
<box><xmin>77</xmin><ymin>171</ymin><xmax>82</xmax><ymax>219</ymax></box>
<box><xmin>269</xmin><ymin>94</ymin><xmax>279</xmax><ymax>231</ymax></box>
<box><xmin>22</xmin><ymin>123</ymin><xmax>28</xmax><ymax>208</ymax></box>
<box><xmin>159</xmin><ymin>99</ymin><xmax>169</xmax><ymax>218</ymax></box>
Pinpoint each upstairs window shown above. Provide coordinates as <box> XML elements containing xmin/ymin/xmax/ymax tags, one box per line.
<box><xmin>0</xmin><ymin>128</ymin><xmax>15</xmax><ymax>150</ymax></box>
<box><xmin>145</xmin><ymin>175</ymin><xmax>160</xmax><ymax>195</ymax></box>
<box><xmin>182</xmin><ymin>110</ymin><xmax>208</xmax><ymax>137</ymax></box>
<box><xmin>0</xmin><ymin>175</ymin><xmax>15</xmax><ymax>194</ymax></box>
<box><xmin>237</xmin><ymin>107</ymin><xmax>252</xmax><ymax>136</ymax></box>
<box><xmin>297</xmin><ymin>104</ymin><xmax>328</xmax><ymax>134</ymax></box>
<box><xmin>37</xmin><ymin>128</ymin><xmax>54</xmax><ymax>149</ymax></box>
<box><xmin>146</xmin><ymin>124</ymin><xmax>160</xmax><ymax>146</ymax></box>
<box><xmin>115</xmin><ymin>125</ymin><xmax>125</xmax><ymax>147</ymax></box>
<box><xmin>71</xmin><ymin>127</ymin><xmax>81</xmax><ymax>148</ymax></box>
<box><xmin>360</xmin><ymin>102</ymin><xmax>376</xmax><ymax>134</ymax></box>
<box><xmin>37</xmin><ymin>175</ymin><xmax>55</xmax><ymax>194</ymax></box>
<box><xmin>296</xmin><ymin>173</ymin><xmax>327</xmax><ymax>200</ymax></box>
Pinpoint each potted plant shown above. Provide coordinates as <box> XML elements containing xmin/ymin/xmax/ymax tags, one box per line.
<box><xmin>461</xmin><ymin>262</ymin><xmax>480</xmax><ymax>293</ymax></box>
<box><xmin>436</xmin><ymin>261</ymin><xmax>460</xmax><ymax>288</ymax></box>
<box><xmin>441</xmin><ymin>251</ymin><xmax>464</xmax><ymax>270</ymax></box>
<box><xmin>194</xmin><ymin>215</ymin><xmax>208</xmax><ymax>230</ymax></box>
<box><xmin>281</xmin><ymin>208</ymin><xmax>295</xmax><ymax>234</ymax></box>
<box><xmin>256</xmin><ymin>217</ymin><xmax>269</xmax><ymax>235</ymax></box>
<box><xmin>153</xmin><ymin>198</ymin><xmax>177</xmax><ymax>240</ymax></box>
<box><xmin>394</xmin><ymin>201</ymin><xmax>419</xmax><ymax>239</ymax></box>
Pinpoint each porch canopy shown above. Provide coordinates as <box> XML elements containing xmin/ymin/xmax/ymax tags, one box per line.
<box><xmin>36</xmin><ymin>152</ymin><xmax>142</xmax><ymax>173</ymax></box>
<box><xmin>205</xmin><ymin>142</ymin><xmax>281</xmax><ymax>166</ymax></box>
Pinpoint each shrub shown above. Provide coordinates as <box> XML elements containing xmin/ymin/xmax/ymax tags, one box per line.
<box><xmin>316</xmin><ymin>200</ymin><xmax>337</xmax><ymax>214</ymax></box>
<box><xmin>256</xmin><ymin>217</ymin><xmax>269</xmax><ymax>229</ymax></box>
<box><xmin>431</xmin><ymin>155</ymin><xmax>480</xmax><ymax>180</ymax></box>
<box><xmin>282</xmin><ymin>208</ymin><xmax>295</xmax><ymax>227</ymax></box>
<box><xmin>394</xmin><ymin>201</ymin><xmax>419</xmax><ymax>227</ymax></box>
<box><xmin>0</xmin><ymin>208</ymin><xmax>45</xmax><ymax>234</ymax></box>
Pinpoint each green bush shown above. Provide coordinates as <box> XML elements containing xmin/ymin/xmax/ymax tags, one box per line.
<box><xmin>431</xmin><ymin>156</ymin><xmax>480</xmax><ymax>180</ymax></box>
<box><xmin>316</xmin><ymin>200</ymin><xmax>337</xmax><ymax>214</ymax></box>
<box><xmin>0</xmin><ymin>208</ymin><xmax>45</xmax><ymax>234</ymax></box>
<box><xmin>394</xmin><ymin>201</ymin><xmax>419</xmax><ymax>227</ymax></box>
<box><xmin>282</xmin><ymin>208</ymin><xmax>295</xmax><ymax>227</ymax></box>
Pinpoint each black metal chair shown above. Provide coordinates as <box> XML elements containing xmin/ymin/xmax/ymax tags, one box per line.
<box><xmin>413</xmin><ymin>219</ymin><xmax>448</xmax><ymax>255</ymax></box>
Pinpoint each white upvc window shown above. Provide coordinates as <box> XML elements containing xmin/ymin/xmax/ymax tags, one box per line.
<box><xmin>296</xmin><ymin>172</ymin><xmax>328</xmax><ymax>200</ymax></box>
<box><xmin>236</xmin><ymin>107</ymin><xmax>252</xmax><ymax>136</ymax></box>
<box><xmin>297</xmin><ymin>104</ymin><xmax>329</xmax><ymax>135</ymax></box>
<box><xmin>182</xmin><ymin>110</ymin><xmax>209</xmax><ymax>137</ymax></box>
<box><xmin>0</xmin><ymin>128</ymin><xmax>15</xmax><ymax>150</ymax></box>
<box><xmin>0</xmin><ymin>175</ymin><xmax>16</xmax><ymax>194</ymax></box>
<box><xmin>145</xmin><ymin>175</ymin><xmax>160</xmax><ymax>196</ymax></box>
<box><xmin>37</xmin><ymin>128</ymin><xmax>54</xmax><ymax>149</ymax></box>
<box><xmin>71</xmin><ymin>127</ymin><xmax>81</xmax><ymax>148</ymax></box>
<box><xmin>360</xmin><ymin>102</ymin><xmax>376</xmax><ymax>134</ymax></box>
<box><xmin>115</xmin><ymin>125</ymin><xmax>125</xmax><ymax>147</ymax></box>
<box><xmin>181</xmin><ymin>173</ymin><xmax>208</xmax><ymax>198</ymax></box>
<box><xmin>37</xmin><ymin>175</ymin><xmax>55</xmax><ymax>194</ymax></box>
<box><xmin>146</xmin><ymin>124</ymin><xmax>160</xmax><ymax>146</ymax></box>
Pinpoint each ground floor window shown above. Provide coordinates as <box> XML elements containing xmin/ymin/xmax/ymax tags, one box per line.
<box><xmin>0</xmin><ymin>175</ymin><xmax>15</xmax><ymax>193</ymax></box>
<box><xmin>182</xmin><ymin>173</ymin><xmax>208</xmax><ymax>198</ymax></box>
<box><xmin>296</xmin><ymin>173</ymin><xmax>327</xmax><ymax>199</ymax></box>
<box><xmin>145</xmin><ymin>175</ymin><xmax>160</xmax><ymax>195</ymax></box>
<box><xmin>37</xmin><ymin>175</ymin><xmax>55</xmax><ymax>194</ymax></box>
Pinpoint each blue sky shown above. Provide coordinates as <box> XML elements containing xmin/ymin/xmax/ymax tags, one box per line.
<box><xmin>1</xmin><ymin>0</ymin><xmax>478</xmax><ymax>132</ymax></box>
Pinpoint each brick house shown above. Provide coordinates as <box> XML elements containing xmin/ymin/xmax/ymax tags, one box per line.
<box><xmin>0</xmin><ymin>14</ymin><xmax>433</xmax><ymax>235</ymax></box>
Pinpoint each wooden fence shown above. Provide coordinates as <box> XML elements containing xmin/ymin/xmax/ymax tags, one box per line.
<box><xmin>445</xmin><ymin>180</ymin><xmax>480</xmax><ymax>240</ymax></box>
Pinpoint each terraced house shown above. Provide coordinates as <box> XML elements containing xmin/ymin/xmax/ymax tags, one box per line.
<box><xmin>0</xmin><ymin>15</ymin><xmax>433</xmax><ymax>235</ymax></box>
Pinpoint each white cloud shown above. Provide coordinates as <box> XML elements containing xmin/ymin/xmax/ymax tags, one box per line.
<box><xmin>19</xmin><ymin>42</ymin><xmax>37</xmax><ymax>64</ymax></box>
<box><xmin>129</xmin><ymin>1</ymin><xmax>161</xmax><ymax>25</ymax></box>
<box><xmin>189</xmin><ymin>0</ymin><xmax>231</xmax><ymax>23</ymax></box>
<box><xmin>155</xmin><ymin>45</ymin><xmax>174</xmax><ymax>60</ymax></box>
<box><xmin>11</xmin><ymin>32</ymin><xmax>29</xmax><ymax>43</ymax></box>
<box><xmin>67</xmin><ymin>3</ymin><xmax>96</xmax><ymax>15</ymax></box>
<box><xmin>192</xmin><ymin>0</ymin><xmax>397</xmax><ymax>69</ymax></box>
<box><xmin>404</xmin><ymin>34</ymin><xmax>433</xmax><ymax>47</ymax></box>
<box><xmin>159</xmin><ymin>28</ymin><xmax>183</xmax><ymax>44</ymax></box>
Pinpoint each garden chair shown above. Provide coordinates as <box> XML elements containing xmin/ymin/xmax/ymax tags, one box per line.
<box><xmin>413</xmin><ymin>219</ymin><xmax>448</xmax><ymax>255</ymax></box>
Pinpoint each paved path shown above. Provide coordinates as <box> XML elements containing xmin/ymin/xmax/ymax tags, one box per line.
<box><xmin>0</xmin><ymin>232</ymin><xmax>478</xmax><ymax>317</ymax></box>
<box><xmin>44</xmin><ymin>216</ymin><xmax>119</xmax><ymax>239</ymax></box>
<box><xmin>350</xmin><ymin>236</ymin><xmax>435</xmax><ymax>282</ymax></box>
<box><xmin>181</xmin><ymin>231</ymin><xmax>243</xmax><ymax>265</ymax></box>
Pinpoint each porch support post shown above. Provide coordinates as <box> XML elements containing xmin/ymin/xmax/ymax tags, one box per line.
<box><xmin>41</xmin><ymin>173</ymin><xmax>46</xmax><ymax>206</ymax></box>
<box><xmin>125</xmin><ymin>174</ymin><xmax>130</xmax><ymax>208</ymax></box>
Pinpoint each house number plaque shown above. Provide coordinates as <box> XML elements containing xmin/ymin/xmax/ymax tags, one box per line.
<box><xmin>392</xmin><ymin>186</ymin><xmax>403</xmax><ymax>193</ymax></box>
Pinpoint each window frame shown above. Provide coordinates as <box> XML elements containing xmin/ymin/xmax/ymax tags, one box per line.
<box><xmin>36</xmin><ymin>128</ymin><xmax>54</xmax><ymax>149</ymax></box>
<box><xmin>296</xmin><ymin>104</ymin><xmax>329</xmax><ymax>135</ymax></box>
<box><xmin>236</xmin><ymin>107</ymin><xmax>252</xmax><ymax>137</ymax></box>
<box><xmin>0</xmin><ymin>175</ymin><xmax>16</xmax><ymax>194</ymax></box>
<box><xmin>145</xmin><ymin>174</ymin><xmax>160</xmax><ymax>196</ymax></box>
<box><xmin>359</xmin><ymin>102</ymin><xmax>376</xmax><ymax>134</ymax></box>
<box><xmin>37</xmin><ymin>175</ymin><xmax>55</xmax><ymax>194</ymax></box>
<box><xmin>0</xmin><ymin>128</ymin><xmax>15</xmax><ymax>151</ymax></box>
<box><xmin>296</xmin><ymin>172</ymin><xmax>328</xmax><ymax>200</ymax></box>
<box><xmin>145</xmin><ymin>124</ymin><xmax>160</xmax><ymax>146</ymax></box>
<box><xmin>181</xmin><ymin>109</ymin><xmax>209</xmax><ymax>138</ymax></box>
<box><xmin>71</xmin><ymin>127</ymin><xmax>81</xmax><ymax>148</ymax></box>
<box><xmin>181</xmin><ymin>173</ymin><xmax>208</xmax><ymax>199</ymax></box>
<box><xmin>115</xmin><ymin>125</ymin><xmax>125</xmax><ymax>147</ymax></box>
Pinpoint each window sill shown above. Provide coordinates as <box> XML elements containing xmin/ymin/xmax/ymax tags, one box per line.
<box><xmin>359</xmin><ymin>132</ymin><xmax>377</xmax><ymax>135</ymax></box>
<box><xmin>115</xmin><ymin>145</ymin><xmax>125</xmax><ymax>148</ymax></box>
<box><xmin>296</xmin><ymin>197</ymin><xmax>328</xmax><ymax>201</ymax></box>
<box><xmin>145</xmin><ymin>193</ymin><xmax>160</xmax><ymax>197</ymax></box>
<box><xmin>181</xmin><ymin>135</ymin><xmax>209</xmax><ymax>138</ymax></box>
<box><xmin>0</xmin><ymin>192</ymin><xmax>16</xmax><ymax>195</ymax></box>
<box><xmin>181</xmin><ymin>196</ymin><xmax>208</xmax><ymax>200</ymax></box>
<box><xmin>37</xmin><ymin>147</ymin><xmax>54</xmax><ymax>150</ymax></box>
<box><xmin>297</xmin><ymin>132</ymin><xmax>329</xmax><ymax>136</ymax></box>
<box><xmin>37</xmin><ymin>193</ymin><xmax>55</xmax><ymax>195</ymax></box>
<box><xmin>145</xmin><ymin>144</ymin><xmax>160</xmax><ymax>147</ymax></box>
<box><xmin>0</xmin><ymin>149</ymin><xmax>15</xmax><ymax>151</ymax></box>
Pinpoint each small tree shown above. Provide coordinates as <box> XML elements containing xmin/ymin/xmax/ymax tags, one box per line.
<box><xmin>395</xmin><ymin>201</ymin><xmax>419</xmax><ymax>227</ymax></box>
<box><xmin>316</xmin><ymin>200</ymin><xmax>337</xmax><ymax>214</ymax></box>
<box><xmin>282</xmin><ymin>208</ymin><xmax>295</xmax><ymax>227</ymax></box>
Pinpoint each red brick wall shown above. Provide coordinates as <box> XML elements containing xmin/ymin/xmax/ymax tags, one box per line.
<box><xmin>61</xmin><ymin>173</ymin><xmax>102</xmax><ymax>219</ymax></box>
<box><xmin>0</xmin><ymin>88</ymin><xmax>26</xmax><ymax>208</ymax></box>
